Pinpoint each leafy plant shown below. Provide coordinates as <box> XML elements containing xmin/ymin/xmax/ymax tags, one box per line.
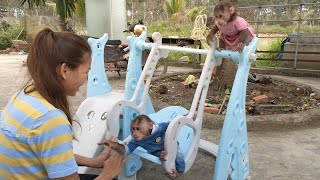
<box><xmin>256</xmin><ymin>38</ymin><xmax>284</xmax><ymax>67</ymax></box>
<box><xmin>0</xmin><ymin>21</ymin><xmax>11</xmax><ymax>31</ymax></box>
<box><xmin>75</xmin><ymin>0</ymin><xmax>86</xmax><ymax>23</ymax></box>
<box><xmin>186</xmin><ymin>6</ymin><xmax>207</xmax><ymax>23</ymax></box>
<box><xmin>20</xmin><ymin>0</ymin><xmax>76</xmax><ymax>31</ymax></box>
<box><xmin>0</xmin><ymin>23</ymin><xmax>27</xmax><ymax>50</ymax></box>
<box><xmin>163</xmin><ymin>0</ymin><xmax>185</xmax><ymax>16</ymax></box>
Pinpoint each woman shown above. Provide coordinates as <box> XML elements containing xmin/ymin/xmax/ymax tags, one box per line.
<box><xmin>0</xmin><ymin>28</ymin><xmax>124</xmax><ymax>179</ymax></box>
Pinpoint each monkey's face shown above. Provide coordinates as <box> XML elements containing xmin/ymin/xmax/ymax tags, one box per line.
<box><xmin>214</xmin><ymin>7</ymin><xmax>234</xmax><ymax>26</ymax></box>
<box><xmin>214</xmin><ymin>10</ymin><xmax>230</xmax><ymax>26</ymax></box>
<box><xmin>131</xmin><ymin>121</ymin><xmax>153</xmax><ymax>141</ymax></box>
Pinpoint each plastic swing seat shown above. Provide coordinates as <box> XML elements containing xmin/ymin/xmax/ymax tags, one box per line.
<box><xmin>105</xmin><ymin>32</ymin><xmax>218</xmax><ymax>174</ymax></box>
<box><xmin>123</xmin><ymin>106</ymin><xmax>190</xmax><ymax>165</ymax></box>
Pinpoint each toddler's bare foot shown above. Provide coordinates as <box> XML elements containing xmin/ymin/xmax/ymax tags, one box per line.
<box><xmin>165</xmin><ymin>170</ymin><xmax>180</xmax><ymax>179</ymax></box>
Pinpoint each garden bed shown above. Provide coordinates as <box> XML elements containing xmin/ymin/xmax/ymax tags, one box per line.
<box><xmin>150</xmin><ymin>72</ymin><xmax>320</xmax><ymax>116</ymax></box>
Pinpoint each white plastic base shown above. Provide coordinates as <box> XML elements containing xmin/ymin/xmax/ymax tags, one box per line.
<box><xmin>199</xmin><ymin>139</ymin><xmax>219</xmax><ymax>157</ymax></box>
<box><xmin>73</xmin><ymin>91</ymin><xmax>124</xmax><ymax>175</ymax></box>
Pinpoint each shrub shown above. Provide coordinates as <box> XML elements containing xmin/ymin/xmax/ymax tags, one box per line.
<box><xmin>256</xmin><ymin>38</ymin><xmax>284</xmax><ymax>67</ymax></box>
<box><xmin>0</xmin><ymin>21</ymin><xmax>27</xmax><ymax>50</ymax></box>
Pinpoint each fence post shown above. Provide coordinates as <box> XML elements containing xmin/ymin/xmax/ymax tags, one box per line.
<box><xmin>294</xmin><ymin>4</ymin><xmax>303</xmax><ymax>70</ymax></box>
<box><xmin>256</xmin><ymin>6</ymin><xmax>261</xmax><ymax>38</ymax></box>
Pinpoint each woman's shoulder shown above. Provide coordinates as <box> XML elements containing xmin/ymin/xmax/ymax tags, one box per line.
<box><xmin>14</xmin><ymin>89</ymin><xmax>69</xmax><ymax>127</ymax></box>
<box><xmin>2</xmin><ymin>91</ymin><xmax>70</xmax><ymax>139</ymax></box>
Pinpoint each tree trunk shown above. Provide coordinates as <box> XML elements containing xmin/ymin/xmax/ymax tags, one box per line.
<box><xmin>59</xmin><ymin>17</ymin><xmax>68</xmax><ymax>31</ymax></box>
<box><xmin>218</xmin><ymin>58</ymin><xmax>237</xmax><ymax>90</ymax></box>
<box><xmin>56</xmin><ymin>0</ymin><xmax>67</xmax><ymax>31</ymax></box>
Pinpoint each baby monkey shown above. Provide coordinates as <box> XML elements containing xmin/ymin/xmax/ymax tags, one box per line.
<box><xmin>99</xmin><ymin>115</ymin><xmax>185</xmax><ymax>179</ymax></box>
<box><xmin>206</xmin><ymin>1</ymin><xmax>254</xmax><ymax>52</ymax></box>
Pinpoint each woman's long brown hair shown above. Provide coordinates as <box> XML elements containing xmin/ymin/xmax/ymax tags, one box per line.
<box><xmin>25</xmin><ymin>28</ymin><xmax>91</xmax><ymax>124</ymax></box>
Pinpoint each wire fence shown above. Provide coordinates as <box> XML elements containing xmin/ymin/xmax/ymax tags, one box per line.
<box><xmin>128</xmin><ymin>1</ymin><xmax>320</xmax><ymax>71</ymax></box>
<box><xmin>239</xmin><ymin>3</ymin><xmax>320</xmax><ymax>71</ymax></box>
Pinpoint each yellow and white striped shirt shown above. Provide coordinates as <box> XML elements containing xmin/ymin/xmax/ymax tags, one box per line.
<box><xmin>0</xmin><ymin>85</ymin><xmax>78</xmax><ymax>179</ymax></box>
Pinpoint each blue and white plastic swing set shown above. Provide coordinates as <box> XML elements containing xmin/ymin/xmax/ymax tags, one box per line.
<box><xmin>72</xmin><ymin>30</ymin><xmax>258</xmax><ymax>180</ymax></box>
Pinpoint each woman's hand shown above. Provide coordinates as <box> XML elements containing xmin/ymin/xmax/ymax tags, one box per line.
<box><xmin>89</xmin><ymin>146</ymin><xmax>112</xmax><ymax>168</ymax></box>
<box><xmin>99</xmin><ymin>152</ymin><xmax>126</xmax><ymax>180</ymax></box>
<box><xmin>75</xmin><ymin>146</ymin><xmax>112</xmax><ymax>168</ymax></box>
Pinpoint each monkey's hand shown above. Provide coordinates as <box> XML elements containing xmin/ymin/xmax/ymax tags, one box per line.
<box><xmin>206</xmin><ymin>34</ymin><xmax>215</xmax><ymax>46</ymax></box>
<box><xmin>160</xmin><ymin>150</ymin><xmax>166</xmax><ymax>161</ymax></box>
<box><xmin>98</xmin><ymin>140</ymin><xmax>126</xmax><ymax>155</ymax></box>
<box><xmin>206</xmin><ymin>26</ymin><xmax>219</xmax><ymax>46</ymax></box>
<box><xmin>217</xmin><ymin>47</ymin><xmax>224</xmax><ymax>51</ymax></box>
<box><xmin>165</xmin><ymin>170</ymin><xmax>180</xmax><ymax>179</ymax></box>
<box><xmin>237</xmin><ymin>42</ymin><xmax>245</xmax><ymax>52</ymax></box>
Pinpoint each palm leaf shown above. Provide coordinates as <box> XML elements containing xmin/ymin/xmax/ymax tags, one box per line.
<box><xmin>56</xmin><ymin>0</ymin><xmax>66</xmax><ymax>20</ymax></box>
<box><xmin>20</xmin><ymin>0</ymin><xmax>45</xmax><ymax>9</ymax></box>
<box><xmin>164</xmin><ymin>0</ymin><xmax>185</xmax><ymax>16</ymax></box>
<box><xmin>65</xmin><ymin>0</ymin><xmax>76</xmax><ymax>18</ymax></box>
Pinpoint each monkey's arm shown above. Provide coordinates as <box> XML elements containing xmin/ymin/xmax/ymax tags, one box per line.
<box><xmin>206</xmin><ymin>25</ymin><xmax>219</xmax><ymax>45</ymax></box>
<box><xmin>239</xmin><ymin>28</ymin><xmax>250</xmax><ymax>44</ymax></box>
<box><xmin>236</xmin><ymin>28</ymin><xmax>250</xmax><ymax>52</ymax></box>
<box><xmin>112</xmin><ymin>142</ymin><xmax>126</xmax><ymax>155</ymax></box>
<box><xmin>98</xmin><ymin>140</ymin><xmax>126</xmax><ymax>155</ymax></box>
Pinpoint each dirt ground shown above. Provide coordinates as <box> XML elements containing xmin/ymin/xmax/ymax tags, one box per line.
<box><xmin>2</xmin><ymin>55</ymin><xmax>320</xmax><ymax>179</ymax></box>
<box><xmin>150</xmin><ymin>72</ymin><xmax>320</xmax><ymax>115</ymax></box>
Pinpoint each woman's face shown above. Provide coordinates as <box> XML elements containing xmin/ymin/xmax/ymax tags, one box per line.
<box><xmin>60</xmin><ymin>52</ymin><xmax>91</xmax><ymax>96</ymax></box>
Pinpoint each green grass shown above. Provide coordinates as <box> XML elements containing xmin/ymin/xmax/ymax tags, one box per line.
<box><xmin>148</xmin><ymin>21</ymin><xmax>203</xmax><ymax>62</ymax></box>
<box><xmin>147</xmin><ymin>21</ymin><xmax>193</xmax><ymax>37</ymax></box>
<box><xmin>256</xmin><ymin>38</ymin><xmax>284</xmax><ymax>67</ymax></box>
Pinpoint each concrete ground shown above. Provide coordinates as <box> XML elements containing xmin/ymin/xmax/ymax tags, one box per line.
<box><xmin>1</xmin><ymin>55</ymin><xmax>320</xmax><ymax>179</ymax></box>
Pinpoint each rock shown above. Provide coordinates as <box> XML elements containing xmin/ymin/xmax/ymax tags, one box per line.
<box><xmin>179</xmin><ymin>56</ymin><xmax>190</xmax><ymax>62</ymax></box>
<box><xmin>204</xmin><ymin>107</ymin><xmax>219</xmax><ymax>114</ymax></box>
<box><xmin>170</xmin><ymin>76</ymin><xmax>181</xmax><ymax>81</ymax></box>
<box><xmin>158</xmin><ymin>85</ymin><xmax>168</xmax><ymax>94</ymax></box>
<box><xmin>18</xmin><ymin>51</ymin><xmax>25</xmax><ymax>55</ymax></box>
<box><xmin>268</xmin><ymin>100</ymin><xmax>276</xmax><ymax>104</ymax></box>
<box><xmin>248</xmin><ymin>73</ymin><xmax>256</xmax><ymax>83</ymax></box>
<box><xmin>9</xmin><ymin>52</ymin><xmax>18</xmax><ymax>55</ymax></box>
<box><xmin>180</xmin><ymin>81</ymin><xmax>189</xmax><ymax>89</ymax></box>
<box><xmin>295</xmin><ymin>86</ymin><xmax>313</xmax><ymax>96</ymax></box>
<box><xmin>253</xmin><ymin>95</ymin><xmax>269</xmax><ymax>104</ymax></box>
<box><xmin>207</xmin><ymin>96</ymin><xmax>219</xmax><ymax>104</ymax></box>
<box><xmin>258</xmin><ymin>76</ymin><xmax>273</xmax><ymax>84</ymax></box>
<box><xmin>310</xmin><ymin>93</ymin><xmax>316</xmax><ymax>97</ymax></box>
<box><xmin>225</xmin><ymin>89</ymin><xmax>231</xmax><ymax>95</ymax></box>
<box><xmin>247</xmin><ymin>105</ymin><xmax>260</xmax><ymax>115</ymax></box>
<box><xmin>5</xmin><ymin>48</ymin><xmax>12</xmax><ymax>54</ymax></box>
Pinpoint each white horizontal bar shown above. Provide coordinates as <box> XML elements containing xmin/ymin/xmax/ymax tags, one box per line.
<box><xmin>140</xmin><ymin>42</ymin><xmax>241</xmax><ymax>61</ymax></box>
<box><xmin>158</xmin><ymin>45</ymin><xmax>209</xmax><ymax>55</ymax></box>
